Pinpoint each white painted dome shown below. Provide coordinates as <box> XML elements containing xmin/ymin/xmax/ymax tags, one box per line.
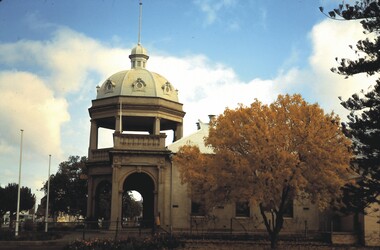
<box><xmin>96</xmin><ymin>44</ymin><xmax>179</xmax><ymax>102</ymax></box>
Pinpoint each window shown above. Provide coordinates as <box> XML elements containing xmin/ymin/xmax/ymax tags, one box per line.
<box><xmin>235</xmin><ymin>201</ymin><xmax>250</xmax><ymax>217</ymax></box>
<box><xmin>104</xmin><ymin>80</ymin><xmax>115</xmax><ymax>94</ymax></box>
<box><xmin>191</xmin><ymin>201</ymin><xmax>205</xmax><ymax>216</ymax></box>
<box><xmin>283</xmin><ymin>199</ymin><xmax>294</xmax><ymax>218</ymax></box>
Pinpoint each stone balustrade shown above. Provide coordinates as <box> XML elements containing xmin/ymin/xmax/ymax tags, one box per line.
<box><xmin>113</xmin><ymin>133</ymin><xmax>166</xmax><ymax>150</ymax></box>
<box><xmin>89</xmin><ymin>148</ymin><xmax>111</xmax><ymax>162</ymax></box>
<box><xmin>88</xmin><ymin>133</ymin><xmax>167</xmax><ymax>162</ymax></box>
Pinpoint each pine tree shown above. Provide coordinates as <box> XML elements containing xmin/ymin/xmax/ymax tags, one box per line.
<box><xmin>322</xmin><ymin>0</ymin><xmax>380</xmax><ymax>208</ymax></box>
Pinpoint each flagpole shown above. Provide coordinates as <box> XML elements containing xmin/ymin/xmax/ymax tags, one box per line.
<box><xmin>138</xmin><ymin>0</ymin><xmax>142</xmax><ymax>45</ymax></box>
<box><xmin>15</xmin><ymin>129</ymin><xmax>24</xmax><ymax>237</ymax></box>
<box><xmin>45</xmin><ymin>154</ymin><xmax>51</xmax><ymax>232</ymax></box>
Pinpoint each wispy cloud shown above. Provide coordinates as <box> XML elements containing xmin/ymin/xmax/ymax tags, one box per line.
<box><xmin>193</xmin><ymin>0</ymin><xmax>237</xmax><ymax>26</ymax></box>
<box><xmin>259</xmin><ymin>7</ymin><xmax>267</xmax><ymax>30</ymax></box>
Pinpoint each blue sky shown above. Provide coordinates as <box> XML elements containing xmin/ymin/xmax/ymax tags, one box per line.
<box><xmin>0</xmin><ymin>0</ymin><xmax>375</xmax><ymax>204</ymax></box>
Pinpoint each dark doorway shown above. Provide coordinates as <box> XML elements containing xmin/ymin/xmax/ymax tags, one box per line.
<box><xmin>95</xmin><ymin>181</ymin><xmax>112</xmax><ymax>221</ymax></box>
<box><xmin>123</xmin><ymin>172</ymin><xmax>155</xmax><ymax>228</ymax></box>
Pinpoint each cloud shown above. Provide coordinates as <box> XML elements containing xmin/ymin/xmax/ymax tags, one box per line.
<box><xmin>0</xmin><ymin>27</ymin><xmax>134</xmax><ymax>164</ymax></box>
<box><xmin>0</xmin><ymin>19</ymin><xmax>373</xmax><ymax>152</ymax></box>
<box><xmin>193</xmin><ymin>0</ymin><xmax>237</xmax><ymax>26</ymax></box>
<box><xmin>0</xmin><ymin>71</ymin><xmax>69</xmax><ymax>157</ymax></box>
<box><xmin>0</xmin><ymin>25</ymin><xmax>276</xmax><ymax>152</ymax></box>
<box><xmin>259</xmin><ymin>7</ymin><xmax>268</xmax><ymax>30</ymax></box>
<box><xmin>147</xmin><ymin>53</ymin><xmax>278</xmax><ymax>134</ymax></box>
<box><xmin>306</xmin><ymin>19</ymin><xmax>376</xmax><ymax>117</ymax></box>
<box><xmin>244</xmin><ymin>19</ymin><xmax>378</xmax><ymax>121</ymax></box>
<box><xmin>0</xmin><ymin>28</ymin><xmax>130</xmax><ymax>95</ymax></box>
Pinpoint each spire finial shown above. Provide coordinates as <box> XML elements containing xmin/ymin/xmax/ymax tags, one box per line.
<box><xmin>138</xmin><ymin>0</ymin><xmax>142</xmax><ymax>45</ymax></box>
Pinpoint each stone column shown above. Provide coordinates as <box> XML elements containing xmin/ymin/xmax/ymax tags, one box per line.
<box><xmin>115</xmin><ymin>115</ymin><xmax>122</xmax><ymax>133</ymax></box>
<box><xmin>174</xmin><ymin>123</ymin><xmax>183</xmax><ymax>141</ymax></box>
<box><xmin>109</xmin><ymin>163</ymin><xmax>121</xmax><ymax>230</ymax></box>
<box><xmin>153</xmin><ymin>117</ymin><xmax>161</xmax><ymax>135</ymax></box>
<box><xmin>88</xmin><ymin>120</ymin><xmax>98</xmax><ymax>158</ymax></box>
<box><xmin>157</xmin><ymin>164</ymin><xmax>167</xmax><ymax>227</ymax></box>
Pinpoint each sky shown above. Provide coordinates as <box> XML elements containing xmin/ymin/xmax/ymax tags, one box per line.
<box><xmin>0</xmin><ymin>0</ymin><xmax>376</xmax><ymax>205</ymax></box>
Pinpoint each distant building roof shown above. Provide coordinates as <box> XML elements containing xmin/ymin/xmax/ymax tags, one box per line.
<box><xmin>168</xmin><ymin>118</ymin><xmax>214</xmax><ymax>154</ymax></box>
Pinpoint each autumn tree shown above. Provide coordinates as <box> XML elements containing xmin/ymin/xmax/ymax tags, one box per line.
<box><xmin>41</xmin><ymin>156</ymin><xmax>87</xmax><ymax>217</ymax></box>
<box><xmin>321</xmin><ymin>0</ymin><xmax>380</xmax><ymax>213</ymax></box>
<box><xmin>174</xmin><ymin>146</ymin><xmax>217</xmax><ymax>214</ymax></box>
<box><xmin>175</xmin><ymin>94</ymin><xmax>352</xmax><ymax>249</ymax></box>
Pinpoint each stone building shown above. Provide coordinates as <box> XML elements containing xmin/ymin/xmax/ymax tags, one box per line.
<box><xmin>86</xmin><ymin>43</ymin><xmax>185</xmax><ymax>229</ymax></box>
<box><xmin>85</xmin><ymin>40</ymin><xmax>379</xmax><ymax>246</ymax></box>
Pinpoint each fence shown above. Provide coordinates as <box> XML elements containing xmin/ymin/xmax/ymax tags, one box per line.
<box><xmin>1</xmin><ymin>218</ymin><xmax>335</xmax><ymax>243</ymax></box>
<box><xmin>1</xmin><ymin>218</ymin><xmax>162</xmax><ymax>241</ymax></box>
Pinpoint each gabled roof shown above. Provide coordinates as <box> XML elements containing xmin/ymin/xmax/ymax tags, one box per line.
<box><xmin>168</xmin><ymin>120</ymin><xmax>214</xmax><ymax>154</ymax></box>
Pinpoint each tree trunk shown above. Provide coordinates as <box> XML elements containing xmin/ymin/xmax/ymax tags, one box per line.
<box><xmin>259</xmin><ymin>203</ymin><xmax>283</xmax><ymax>249</ymax></box>
<box><xmin>270</xmin><ymin>232</ymin><xmax>278</xmax><ymax>249</ymax></box>
<box><xmin>259</xmin><ymin>201</ymin><xmax>288</xmax><ymax>249</ymax></box>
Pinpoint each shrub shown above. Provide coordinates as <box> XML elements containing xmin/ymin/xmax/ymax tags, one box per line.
<box><xmin>0</xmin><ymin>228</ymin><xmax>61</xmax><ymax>241</ymax></box>
<box><xmin>0</xmin><ymin>229</ymin><xmax>14</xmax><ymax>241</ymax></box>
<box><xmin>64</xmin><ymin>235</ymin><xmax>183</xmax><ymax>250</ymax></box>
<box><xmin>23</xmin><ymin>219</ymin><xmax>34</xmax><ymax>231</ymax></box>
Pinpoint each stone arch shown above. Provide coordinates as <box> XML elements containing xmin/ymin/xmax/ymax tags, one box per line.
<box><xmin>123</xmin><ymin>171</ymin><xmax>156</xmax><ymax>227</ymax></box>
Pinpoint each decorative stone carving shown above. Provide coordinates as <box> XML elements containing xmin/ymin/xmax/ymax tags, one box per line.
<box><xmin>104</xmin><ymin>79</ymin><xmax>115</xmax><ymax>94</ymax></box>
<box><xmin>112</xmin><ymin>164</ymin><xmax>121</xmax><ymax>169</ymax></box>
<box><xmin>114</xmin><ymin>156</ymin><xmax>120</xmax><ymax>163</ymax></box>
<box><xmin>162</xmin><ymin>82</ymin><xmax>173</xmax><ymax>95</ymax></box>
<box><xmin>132</xmin><ymin>78</ymin><xmax>146</xmax><ymax>92</ymax></box>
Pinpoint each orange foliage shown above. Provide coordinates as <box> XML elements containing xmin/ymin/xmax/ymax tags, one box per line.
<box><xmin>175</xmin><ymin>94</ymin><xmax>352</xmax><ymax>212</ymax></box>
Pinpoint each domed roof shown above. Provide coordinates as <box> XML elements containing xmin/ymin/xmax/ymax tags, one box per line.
<box><xmin>130</xmin><ymin>43</ymin><xmax>148</xmax><ymax>56</ymax></box>
<box><xmin>96</xmin><ymin>44</ymin><xmax>179</xmax><ymax>102</ymax></box>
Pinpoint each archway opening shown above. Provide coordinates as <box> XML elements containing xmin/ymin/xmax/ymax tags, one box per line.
<box><xmin>95</xmin><ymin>180</ymin><xmax>112</xmax><ymax>228</ymax></box>
<box><xmin>121</xmin><ymin>190</ymin><xmax>143</xmax><ymax>227</ymax></box>
<box><xmin>123</xmin><ymin>173</ymin><xmax>155</xmax><ymax>228</ymax></box>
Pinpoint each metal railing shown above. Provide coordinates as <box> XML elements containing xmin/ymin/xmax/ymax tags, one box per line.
<box><xmin>1</xmin><ymin>218</ymin><xmax>333</xmax><ymax>243</ymax></box>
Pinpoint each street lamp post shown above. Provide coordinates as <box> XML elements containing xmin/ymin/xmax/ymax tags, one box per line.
<box><xmin>45</xmin><ymin>154</ymin><xmax>51</xmax><ymax>232</ymax></box>
<box><xmin>15</xmin><ymin>129</ymin><xmax>24</xmax><ymax>237</ymax></box>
